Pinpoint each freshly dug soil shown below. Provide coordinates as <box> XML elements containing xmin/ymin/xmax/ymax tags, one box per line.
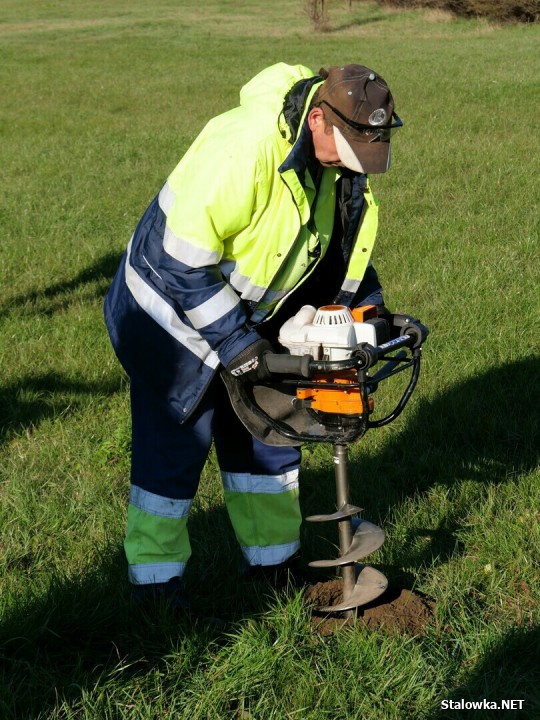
<box><xmin>304</xmin><ymin>580</ymin><xmax>435</xmax><ymax>636</ymax></box>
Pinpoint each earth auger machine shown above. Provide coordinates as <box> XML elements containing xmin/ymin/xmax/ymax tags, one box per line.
<box><xmin>223</xmin><ymin>304</ymin><xmax>428</xmax><ymax>617</ymax></box>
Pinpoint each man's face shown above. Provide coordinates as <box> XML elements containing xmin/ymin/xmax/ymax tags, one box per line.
<box><xmin>307</xmin><ymin>108</ymin><xmax>343</xmax><ymax>167</ymax></box>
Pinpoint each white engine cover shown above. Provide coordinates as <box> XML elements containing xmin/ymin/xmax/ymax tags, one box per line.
<box><xmin>278</xmin><ymin>305</ymin><xmax>379</xmax><ymax>361</ymax></box>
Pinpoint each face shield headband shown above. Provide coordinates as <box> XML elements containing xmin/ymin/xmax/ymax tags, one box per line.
<box><xmin>320</xmin><ymin>100</ymin><xmax>403</xmax><ymax>142</ymax></box>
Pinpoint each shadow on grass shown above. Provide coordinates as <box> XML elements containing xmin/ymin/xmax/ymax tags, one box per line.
<box><xmin>0</xmin><ymin>522</ymin><xmax>273</xmax><ymax>720</ymax></box>
<box><xmin>299</xmin><ymin>355</ymin><xmax>539</xmax><ymax>580</ymax></box>
<box><xmin>428</xmin><ymin>626</ymin><xmax>540</xmax><ymax>719</ymax></box>
<box><xmin>0</xmin><ymin>373</ymin><xmax>122</xmax><ymax>448</ymax></box>
<box><xmin>1</xmin><ymin>352</ymin><xmax>538</xmax><ymax>715</ymax></box>
<box><xmin>0</xmin><ymin>251</ymin><xmax>121</xmax><ymax>318</ymax></box>
<box><xmin>0</xmin><ymin>251</ymin><xmax>125</xmax><ymax>446</ymax></box>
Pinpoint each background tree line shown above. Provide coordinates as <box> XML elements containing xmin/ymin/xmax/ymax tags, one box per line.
<box><xmin>306</xmin><ymin>0</ymin><xmax>538</xmax><ymax>29</ymax></box>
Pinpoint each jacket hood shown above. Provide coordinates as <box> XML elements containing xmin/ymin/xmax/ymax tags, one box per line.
<box><xmin>239</xmin><ymin>63</ymin><xmax>316</xmax><ymax>113</ymax></box>
<box><xmin>240</xmin><ymin>63</ymin><xmax>325</xmax><ymax>146</ymax></box>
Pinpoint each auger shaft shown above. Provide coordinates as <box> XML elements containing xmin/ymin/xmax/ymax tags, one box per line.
<box><xmin>307</xmin><ymin>440</ymin><xmax>388</xmax><ymax>615</ymax></box>
<box><xmin>333</xmin><ymin>443</ymin><xmax>356</xmax><ymax>618</ymax></box>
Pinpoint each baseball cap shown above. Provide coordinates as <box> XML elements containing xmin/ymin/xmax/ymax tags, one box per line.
<box><xmin>316</xmin><ymin>65</ymin><xmax>402</xmax><ymax>174</ymax></box>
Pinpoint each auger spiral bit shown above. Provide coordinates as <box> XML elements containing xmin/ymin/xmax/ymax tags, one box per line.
<box><xmin>307</xmin><ymin>443</ymin><xmax>388</xmax><ymax>616</ymax></box>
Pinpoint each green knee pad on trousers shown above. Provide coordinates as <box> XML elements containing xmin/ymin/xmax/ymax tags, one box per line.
<box><xmin>224</xmin><ymin>487</ymin><xmax>301</xmax><ymax>565</ymax></box>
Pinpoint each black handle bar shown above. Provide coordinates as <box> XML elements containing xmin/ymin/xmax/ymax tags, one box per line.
<box><xmin>265</xmin><ymin>330</ymin><xmax>421</xmax><ymax>378</ymax></box>
<box><xmin>264</xmin><ymin>352</ymin><xmax>313</xmax><ymax>378</ymax></box>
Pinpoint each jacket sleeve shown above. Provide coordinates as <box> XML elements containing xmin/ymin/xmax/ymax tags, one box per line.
<box><xmin>155</xmin><ymin>118</ymin><xmax>264</xmax><ymax>367</ymax></box>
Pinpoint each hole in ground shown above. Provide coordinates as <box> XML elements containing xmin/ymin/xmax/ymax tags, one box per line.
<box><xmin>305</xmin><ymin>581</ymin><xmax>436</xmax><ymax>636</ymax></box>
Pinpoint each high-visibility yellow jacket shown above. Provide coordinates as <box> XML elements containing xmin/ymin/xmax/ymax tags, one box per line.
<box><xmin>104</xmin><ymin>63</ymin><xmax>381</xmax><ymax>423</ymax></box>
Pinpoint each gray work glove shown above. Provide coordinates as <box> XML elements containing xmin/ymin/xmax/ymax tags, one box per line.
<box><xmin>226</xmin><ymin>338</ymin><xmax>273</xmax><ymax>383</ymax></box>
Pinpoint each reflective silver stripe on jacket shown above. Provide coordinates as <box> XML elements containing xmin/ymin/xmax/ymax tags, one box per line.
<box><xmin>158</xmin><ymin>181</ymin><xmax>176</xmax><ymax>215</ymax></box>
<box><xmin>228</xmin><ymin>266</ymin><xmax>266</xmax><ymax>302</ymax></box>
<box><xmin>160</xmin><ymin>181</ymin><xmax>223</xmax><ymax>267</ymax></box>
<box><xmin>124</xmin><ymin>239</ymin><xmax>220</xmax><ymax>368</ymax></box>
<box><xmin>340</xmin><ymin>277</ymin><xmax>361</xmax><ymax>294</ymax></box>
<box><xmin>184</xmin><ymin>284</ymin><xmax>241</xmax><ymax>330</ymax></box>
<box><xmin>163</xmin><ymin>225</ymin><xmax>222</xmax><ymax>267</ymax></box>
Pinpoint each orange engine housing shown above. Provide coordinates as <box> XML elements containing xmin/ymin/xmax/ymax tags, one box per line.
<box><xmin>296</xmin><ymin>371</ymin><xmax>374</xmax><ymax>415</ymax></box>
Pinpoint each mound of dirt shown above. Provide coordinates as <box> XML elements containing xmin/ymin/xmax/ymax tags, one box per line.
<box><xmin>305</xmin><ymin>581</ymin><xmax>435</xmax><ymax>636</ymax></box>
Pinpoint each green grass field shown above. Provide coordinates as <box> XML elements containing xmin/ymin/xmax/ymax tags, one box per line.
<box><xmin>1</xmin><ymin>1</ymin><xmax>539</xmax><ymax>718</ymax></box>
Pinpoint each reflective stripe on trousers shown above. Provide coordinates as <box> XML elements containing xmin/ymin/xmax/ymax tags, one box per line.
<box><xmin>126</xmin><ymin>376</ymin><xmax>301</xmax><ymax>584</ymax></box>
<box><xmin>222</xmin><ymin>470</ymin><xmax>300</xmax><ymax>566</ymax></box>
